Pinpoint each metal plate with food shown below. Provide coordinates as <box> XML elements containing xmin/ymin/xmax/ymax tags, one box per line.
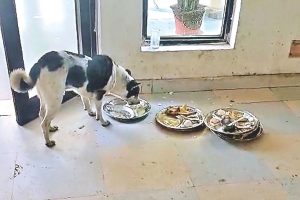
<box><xmin>204</xmin><ymin>108</ymin><xmax>260</xmax><ymax>135</ymax></box>
<box><xmin>213</xmin><ymin>123</ymin><xmax>264</xmax><ymax>142</ymax></box>
<box><xmin>103</xmin><ymin>98</ymin><xmax>151</xmax><ymax>122</ymax></box>
<box><xmin>155</xmin><ymin>105</ymin><xmax>205</xmax><ymax>131</ymax></box>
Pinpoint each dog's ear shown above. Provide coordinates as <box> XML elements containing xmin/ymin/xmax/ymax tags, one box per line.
<box><xmin>125</xmin><ymin>69</ymin><xmax>132</xmax><ymax>76</ymax></box>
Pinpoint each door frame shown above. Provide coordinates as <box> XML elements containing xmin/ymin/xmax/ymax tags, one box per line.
<box><xmin>0</xmin><ymin>0</ymin><xmax>97</xmax><ymax>125</ymax></box>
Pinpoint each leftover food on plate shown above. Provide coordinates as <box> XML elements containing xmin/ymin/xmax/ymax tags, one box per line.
<box><xmin>165</xmin><ymin>105</ymin><xmax>195</xmax><ymax>116</ymax></box>
<box><xmin>103</xmin><ymin>98</ymin><xmax>151</xmax><ymax>121</ymax></box>
<box><xmin>205</xmin><ymin>108</ymin><xmax>263</xmax><ymax>142</ymax></box>
<box><xmin>205</xmin><ymin>108</ymin><xmax>259</xmax><ymax>134</ymax></box>
<box><xmin>157</xmin><ymin>113</ymin><xmax>182</xmax><ymax>127</ymax></box>
<box><xmin>205</xmin><ymin>108</ymin><xmax>260</xmax><ymax>135</ymax></box>
<box><xmin>105</xmin><ymin>105</ymin><xmax>135</xmax><ymax>119</ymax></box>
<box><xmin>214</xmin><ymin>123</ymin><xmax>263</xmax><ymax>142</ymax></box>
<box><xmin>156</xmin><ymin>105</ymin><xmax>204</xmax><ymax>131</ymax></box>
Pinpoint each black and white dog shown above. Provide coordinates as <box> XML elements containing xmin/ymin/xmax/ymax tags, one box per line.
<box><xmin>10</xmin><ymin>51</ymin><xmax>140</xmax><ymax>147</ymax></box>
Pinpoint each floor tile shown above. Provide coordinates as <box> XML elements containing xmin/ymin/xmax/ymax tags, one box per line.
<box><xmin>237</xmin><ymin>102</ymin><xmax>300</xmax><ymax>136</ymax></box>
<box><xmin>232</xmin><ymin>134</ymin><xmax>300</xmax><ymax>200</ymax></box>
<box><xmin>174</xmin><ymin>133</ymin><xmax>274</xmax><ymax>186</ymax></box>
<box><xmin>284</xmin><ymin>100</ymin><xmax>300</xmax><ymax>117</ymax></box>
<box><xmin>0</xmin><ymin>153</ymin><xmax>16</xmax><ymax>200</ymax></box>
<box><xmin>99</xmin><ymin>141</ymin><xmax>192</xmax><ymax>194</ymax></box>
<box><xmin>12</xmin><ymin>140</ymin><xmax>105</xmax><ymax>200</ymax></box>
<box><xmin>214</xmin><ymin>88</ymin><xmax>277</xmax><ymax>103</ymax></box>
<box><xmin>237</xmin><ymin>134</ymin><xmax>300</xmax><ymax>179</ymax></box>
<box><xmin>0</xmin><ymin>100</ymin><xmax>14</xmax><ymax>116</ymax></box>
<box><xmin>196</xmin><ymin>181</ymin><xmax>287</xmax><ymax>200</ymax></box>
<box><xmin>279</xmin><ymin>178</ymin><xmax>300</xmax><ymax>200</ymax></box>
<box><xmin>111</xmin><ymin>187</ymin><xmax>199</xmax><ymax>200</ymax></box>
<box><xmin>0</xmin><ymin>116</ymin><xmax>41</xmax><ymax>154</ymax></box>
<box><xmin>55</xmin><ymin>194</ymin><xmax>110</xmax><ymax>200</ymax></box>
<box><xmin>270</xmin><ymin>87</ymin><xmax>300</xmax><ymax>101</ymax></box>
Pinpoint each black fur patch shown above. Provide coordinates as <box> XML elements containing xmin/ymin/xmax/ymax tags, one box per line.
<box><xmin>29</xmin><ymin>62</ymin><xmax>42</xmax><ymax>83</ymax></box>
<box><xmin>19</xmin><ymin>79</ymin><xmax>33</xmax><ymax>91</ymax></box>
<box><xmin>86</xmin><ymin>55</ymin><xmax>113</xmax><ymax>92</ymax></box>
<box><xmin>125</xmin><ymin>69</ymin><xmax>132</xmax><ymax>76</ymax></box>
<box><xmin>64</xmin><ymin>51</ymin><xmax>85</xmax><ymax>58</ymax></box>
<box><xmin>38</xmin><ymin>51</ymin><xmax>64</xmax><ymax>71</ymax></box>
<box><xmin>96</xmin><ymin>90</ymin><xmax>106</xmax><ymax>100</ymax></box>
<box><xmin>19</xmin><ymin>62</ymin><xmax>42</xmax><ymax>91</ymax></box>
<box><xmin>126</xmin><ymin>80</ymin><xmax>140</xmax><ymax>98</ymax></box>
<box><xmin>66</xmin><ymin>65</ymin><xmax>87</xmax><ymax>88</ymax></box>
<box><xmin>26</xmin><ymin>51</ymin><xmax>63</xmax><ymax>88</ymax></box>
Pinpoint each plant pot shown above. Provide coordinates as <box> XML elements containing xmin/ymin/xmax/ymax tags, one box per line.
<box><xmin>170</xmin><ymin>4</ymin><xmax>205</xmax><ymax>35</ymax></box>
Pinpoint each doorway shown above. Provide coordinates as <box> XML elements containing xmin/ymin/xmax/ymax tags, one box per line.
<box><xmin>0</xmin><ymin>0</ymin><xmax>97</xmax><ymax>125</ymax></box>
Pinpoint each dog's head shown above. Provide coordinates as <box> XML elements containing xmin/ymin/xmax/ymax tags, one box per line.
<box><xmin>124</xmin><ymin>69</ymin><xmax>141</xmax><ymax>104</ymax></box>
<box><xmin>112</xmin><ymin>65</ymin><xmax>141</xmax><ymax>104</ymax></box>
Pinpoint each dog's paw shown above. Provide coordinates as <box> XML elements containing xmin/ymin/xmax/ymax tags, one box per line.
<box><xmin>101</xmin><ymin>120</ymin><xmax>111</xmax><ymax>127</ymax></box>
<box><xmin>45</xmin><ymin>140</ymin><xmax>56</xmax><ymax>148</ymax></box>
<box><xmin>88</xmin><ymin>111</ymin><xmax>96</xmax><ymax>117</ymax></box>
<box><xmin>49</xmin><ymin>126</ymin><xmax>59</xmax><ymax>132</ymax></box>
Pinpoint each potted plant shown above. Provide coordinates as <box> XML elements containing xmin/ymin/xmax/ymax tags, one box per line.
<box><xmin>170</xmin><ymin>0</ymin><xmax>206</xmax><ymax>35</ymax></box>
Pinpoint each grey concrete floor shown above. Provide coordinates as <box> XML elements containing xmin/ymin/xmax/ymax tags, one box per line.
<box><xmin>0</xmin><ymin>87</ymin><xmax>299</xmax><ymax>199</ymax></box>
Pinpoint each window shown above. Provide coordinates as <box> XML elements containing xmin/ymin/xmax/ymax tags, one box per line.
<box><xmin>142</xmin><ymin>0</ymin><xmax>238</xmax><ymax>48</ymax></box>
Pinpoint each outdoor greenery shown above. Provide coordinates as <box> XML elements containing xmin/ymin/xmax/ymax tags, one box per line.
<box><xmin>177</xmin><ymin>0</ymin><xmax>199</xmax><ymax>12</ymax></box>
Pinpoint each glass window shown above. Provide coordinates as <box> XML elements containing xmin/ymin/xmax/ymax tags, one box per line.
<box><xmin>143</xmin><ymin>0</ymin><xmax>235</xmax><ymax>46</ymax></box>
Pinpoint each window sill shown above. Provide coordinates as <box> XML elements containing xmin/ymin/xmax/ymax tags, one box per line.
<box><xmin>141</xmin><ymin>42</ymin><xmax>234</xmax><ymax>52</ymax></box>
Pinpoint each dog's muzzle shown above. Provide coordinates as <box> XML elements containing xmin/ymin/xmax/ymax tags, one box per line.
<box><xmin>127</xmin><ymin>96</ymin><xmax>140</xmax><ymax>105</ymax></box>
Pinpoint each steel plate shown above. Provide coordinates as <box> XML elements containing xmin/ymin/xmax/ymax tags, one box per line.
<box><xmin>213</xmin><ymin>123</ymin><xmax>264</xmax><ymax>142</ymax></box>
<box><xmin>155</xmin><ymin>105</ymin><xmax>205</xmax><ymax>131</ymax></box>
<box><xmin>103</xmin><ymin>98</ymin><xmax>151</xmax><ymax>122</ymax></box>
<box><xmin>204</xmin><ymin>108</ymin><xmax>260</xmax><ymax>135</ymax></box>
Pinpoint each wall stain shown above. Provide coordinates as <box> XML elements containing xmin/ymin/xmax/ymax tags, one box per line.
<box><xmin>198</xmin><ymin>52</ymin><xmax>205</xmax><ymax>59</ymax></box>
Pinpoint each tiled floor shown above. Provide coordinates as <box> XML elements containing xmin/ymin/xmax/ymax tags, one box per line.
<box><xmin>0</xmin><ymin>87</ymin><xmax>300</xmax><ymax>200</ymax></box>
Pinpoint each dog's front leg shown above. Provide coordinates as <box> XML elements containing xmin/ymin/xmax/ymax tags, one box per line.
<box><xmin>95</xmin><ymin>90</ymin><xmax>110</xmax><ymax>127</ymax></box>
<box><xmin>81</xmin><ymin>96</ymin><xmax>96</xmax><ymax>117</ymax></box>
<box><xmin>95</xmin><ymin>100</ymin><xmax>110</xmax><ymax>127</ymax></box>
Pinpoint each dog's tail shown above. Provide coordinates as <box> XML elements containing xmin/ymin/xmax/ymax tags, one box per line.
<box><xmin>9</xmin><ymin>66</ymin><xmax>40</xmax><ymax>93</ymax></box>
<box><xmin>10</xmin><ymin>68</ymin><xmax>36</xmax><ymax>93</ymax></box>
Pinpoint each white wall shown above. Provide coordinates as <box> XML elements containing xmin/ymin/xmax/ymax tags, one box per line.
<box><xmin>100</xmin><ymin>0</ymin><xmax>300</xmax><ymax>80</ymax></box>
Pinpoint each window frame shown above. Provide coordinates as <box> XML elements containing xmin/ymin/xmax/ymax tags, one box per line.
<box><xmin>142</xmin><ymin>0</ymin><xmax>235</xmax><ymax>46</ymax></box>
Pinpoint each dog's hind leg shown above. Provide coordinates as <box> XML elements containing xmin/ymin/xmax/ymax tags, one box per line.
<box><xmin>41</xmin><ymin>96</ymin><xmax>63</xmax><ymax>147</ymax></box>
<box><xmin>95</xmin><ymin>90</ymin><xmax>110</xmax><ymax>127</ymax></box>
<box><xmin>37</xmin><ymin>65</ymin><xmax>67</xmax><ymax>147</ymax></box>
<box><xmin>41</xmin><ymin>114</ymin><xmax>55</xmax><ymax>147</ymax></box>
<box><xmin>37</xmin><ymin>88</ymin><xmax>59</xmax><ymax>133</ymax></box>
<box><xmin>39</xmin><ymin>102</ymin><xmax>46</xmax><ymax>120</ymax></box>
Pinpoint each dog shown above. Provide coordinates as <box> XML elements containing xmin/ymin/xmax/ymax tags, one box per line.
<box><xmin>10</xmin><ymin>51</ymin><xmax>140</xmax><ymax>147</ymax></box>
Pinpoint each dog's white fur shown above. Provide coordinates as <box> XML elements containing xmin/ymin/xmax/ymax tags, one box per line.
<box><xmin>10</xmin><ymin>51</ymin><xmax>136</xmax><ymax>147</ymax></box>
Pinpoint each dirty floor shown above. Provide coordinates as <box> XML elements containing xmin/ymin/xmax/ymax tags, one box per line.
<box><xmin>0</xmin><ymin>87</ymin><xmax>300</xmax><ymax>200</ymax></box>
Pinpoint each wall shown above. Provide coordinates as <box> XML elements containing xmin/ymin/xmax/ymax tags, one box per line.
<box><xmin>100</xmin><ymin>0</ymin><xmax>300</xmax><ymax>80</ymax></box>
